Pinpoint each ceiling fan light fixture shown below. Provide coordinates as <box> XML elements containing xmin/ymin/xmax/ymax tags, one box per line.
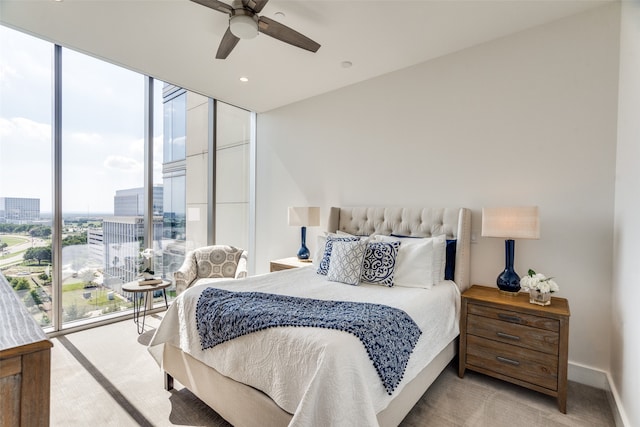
<box><xmin>230</xmin><ymin>14</ymin><xmax>259</xmax><ymax>39</ymax></box>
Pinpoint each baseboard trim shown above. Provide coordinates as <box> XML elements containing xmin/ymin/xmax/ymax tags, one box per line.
<box><xmin>568</xmin><ymin>362</ymin><xmax>630</xmax><ymax>427</ymax></box>
<box><xmin>605</xmin><ymin>371</ymin><xmax>632</xmax><ymax>427</ymax></box>
<box><xmin>568</xmin><ymin>361</ymin><xmax>608</xmax><ymax>389</ymax></box>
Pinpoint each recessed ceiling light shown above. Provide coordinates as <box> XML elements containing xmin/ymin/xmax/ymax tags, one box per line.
<box><xmin>341</xmin><ymin>61</ymin><xmax>353</xmax><ymax>69</ymax></box>
<box><xmin>239</xmin><ymin>77</ymin><xmax>249</xmax><ymax>82</ymax></box>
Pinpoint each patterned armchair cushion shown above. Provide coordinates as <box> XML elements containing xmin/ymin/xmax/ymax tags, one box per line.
<box><xmin>195</xmin><ymin>245</ymin><xmax>243</xmax><ymax>279</ymax></box>
<box><xmin>174</xmin><ymin>245</ymin><xmax>248</xmax><ymax>294</ymax></box>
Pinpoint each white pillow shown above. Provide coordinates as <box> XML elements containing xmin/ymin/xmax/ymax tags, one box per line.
<box><xmin>335</xmin><ymin>230</ymin><xmax>357</xmax><ymax>236</ymax></box>
<box><xmin>313</xmin><ymin>234</ymin><xmax>328</xmax><ymax>267</ymax></box>
<box><xmin>431</xmin><ymin>235</ymin><xmax>447</xmax><ymax>285</ymax></box>
<box><xmin>374</xmin><ymin>235</ymin><xmax>435</xmax><ymax>289</ymax></box>
<box><xmin>326</xmin><ymin>240</ymin><xmax>367</xmax><ymax>285</ymax></box>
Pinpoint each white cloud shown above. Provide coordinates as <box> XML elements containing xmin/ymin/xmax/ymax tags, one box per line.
<box><xmin>0</xmin><ymin>117</ymin><xmax>50</xmax><ymax>142</ymax></box>
<box><xmin>68</xmin><ymin>131</ymin><xmax>103</xmax><ymax>145</ymax></box>
<box><xmin>104</xmin><ymin>155</ymin><xmax>142</xmax><ymax>172</ymax></box>
<box><xmin>0</xmin><ymin>63</ymin><xmax>19</xmax><ymax>86</ymax></box>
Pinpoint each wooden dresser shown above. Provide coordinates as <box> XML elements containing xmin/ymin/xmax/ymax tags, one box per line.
<box><xmin>459</xmin><ymin>285</ymin><xmax>570</xmax><ymax>413</ymax></box>
<box><xmin>0</xmin><ymin>274</ymin><xmax>53</xmax><ymax>427</ymax></box>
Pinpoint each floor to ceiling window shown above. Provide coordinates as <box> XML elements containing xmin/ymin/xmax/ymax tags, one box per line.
<box><xmin>0</xmin><ymin>26</ymin><xmax>53</xmax><ymax>327</ymax></box>
<box><xmin>60</xmin><ymin>48</ymin><xmax>145</xmax><ymax>325</ymax></box>
<box><xmin>0</xmin><ymin>25</ymin><xmax>254</xmax><ymax>332</ymax></box>
<box><xmin>155</xmin><ymin>87</ymin><xmax>252</xmax><ymax>288</ymax></box>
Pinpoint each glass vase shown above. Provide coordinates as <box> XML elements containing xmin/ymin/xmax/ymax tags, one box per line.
<box><xmin>529</xmin><ymin>289</ymin><xmax>551</xmax><ymax>306</ymax></box>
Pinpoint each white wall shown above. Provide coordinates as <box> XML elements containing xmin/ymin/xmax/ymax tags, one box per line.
<box><xmin>612</xmin><ymin>1</ymin><xmax>640</xmax><ymax>426</ymax></box>
<box><xmin>257</xmin><ymin>4</ymin><xmax>620</xmax><ymax>383</ymax></box>
<box><xmin>215</xmin><ymin>102</ymin><xmax>251</xmax><ymax>250</ymax></box>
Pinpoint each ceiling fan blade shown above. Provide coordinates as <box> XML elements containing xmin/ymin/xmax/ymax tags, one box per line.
<box><xmin>258</xmin><ymin>16</ymin><xmax>320</xmax><ymax>53</ymax></box>
<box><xmin>216</xmin><ymin>27</ymin><xmax>241</xmax><ymax>59</ymax></box>
<box><xmin>190</xmin><ymin>0</ymin><xmax>233</xmax><ymax>15</ymax></box>
<box><xmin>242</xmin><ymin>0</ymin><xmax>269</xmax><ymax>13</ymax></box>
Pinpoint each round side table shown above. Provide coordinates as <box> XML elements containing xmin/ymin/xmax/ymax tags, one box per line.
<box><xmin>122</xmin><ymin>280</ymin><xmax>171</xmax><ymax>334</ymax></box>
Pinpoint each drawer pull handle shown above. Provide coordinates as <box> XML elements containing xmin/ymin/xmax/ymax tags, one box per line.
<box><xmin>496</xmin><ymin>356</ymin><xmax>520</xmax><ymax>366</ymax></box>
<box><xmin>496</xmin><ymin>332</ymin><xmax>521</xmax><ymax>341</ymax></box>
<box><xmin>498</xmin><ymin>313</ymin><xmax>522</xmax><ymax>323</ymax></box>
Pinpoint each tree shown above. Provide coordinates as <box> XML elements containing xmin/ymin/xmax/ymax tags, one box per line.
<box><xmin>0</xmin><ymin>241</ymin><xmax>7</xmax><ymax>252</ymax></box>
<box><xmin>24</xmin><ymin>247</ymin><xmax>52</xmax><ymax>265</ymax></box>
<box><xmin>11</xmin><ymin>277</ymin><xmax>31</xmax><ymax>291</ymax></box>
<box><xmin>62</xmin><ymin>234</ymin><xmax>87</xmax><ymax>247</ymax></box>
<box><xmin>29</xmin><ymin>289</ymin><xmax>43</xmax><ymax>305</ymax></box>
<box><xmin>78</xmin><ymin>268</ymin><xmax>94</xmax><ymax>286</ymax></box>
<box><xmin>29</xmin><ymin>225</ymin><xmax>51</xmax><ymax>238</ymax></box>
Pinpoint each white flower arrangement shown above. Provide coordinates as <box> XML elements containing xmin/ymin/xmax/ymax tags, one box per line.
<box><xmin>139</xmin><ymin>248</ymin><xmax>155</xmax><ymax>275</ymax></box>
<box><xmin>520</xmin><ymin>269</ymin><xmax>559</xmax><ymax>293</ymax></box>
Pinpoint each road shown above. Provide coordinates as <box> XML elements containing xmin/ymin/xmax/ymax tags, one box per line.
<box><xmin>0</xmin><ymin>236</ymin><xmax>49</xmax><ymax>269</ymax></box>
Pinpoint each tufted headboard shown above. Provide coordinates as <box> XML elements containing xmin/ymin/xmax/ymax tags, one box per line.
<box><xmin>327</xmin><ymin>207</ymin><xmax>471</xmax><ymax>292</ymax></box>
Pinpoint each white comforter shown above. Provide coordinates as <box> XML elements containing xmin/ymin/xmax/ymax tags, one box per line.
<box><xmin>149</xmin><ymin>266</ymin><xmax>460</xmax><ymax>426</ymax></box>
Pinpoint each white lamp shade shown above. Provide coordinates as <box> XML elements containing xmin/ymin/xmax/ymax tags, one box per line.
<box><xmin>288</xmin><ymin>207</ymin><xmax>320</xmax><ymax>227</ymax></box>
<box><xmin>481</xmin><ymin>206</ymin><xmax>540</xmax><ymax>239</ymax></box>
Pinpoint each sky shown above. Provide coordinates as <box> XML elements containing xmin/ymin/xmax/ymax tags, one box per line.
<box><xmin>0</xmin><ymin>25</ymin><xmax>164</xmax><ymax>214</ymax></box>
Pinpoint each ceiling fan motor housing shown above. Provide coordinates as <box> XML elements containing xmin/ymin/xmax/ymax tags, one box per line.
<box><xmin>230</xmin><ymin>8</ymin><xmax>259</xmax><ymax>39</ymax></box>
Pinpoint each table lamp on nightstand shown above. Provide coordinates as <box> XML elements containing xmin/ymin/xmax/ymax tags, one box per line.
<box><xmin>288</xmin><ymin>206</ymin><xmax>320</xmax><ymax>260</ymax></box>
<box><xmin>482</xmin><ymin>206</ymin><xmax>540</xmax><ymax>294</ymax></box>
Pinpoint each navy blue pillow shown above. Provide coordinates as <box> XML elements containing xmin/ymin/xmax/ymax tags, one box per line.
<box><xmin>445</xmin><ymin>240</ymin><xmax>456</xmax><ymax>280</ymax></box>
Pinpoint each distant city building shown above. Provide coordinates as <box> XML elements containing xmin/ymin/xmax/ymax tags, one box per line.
<box><xmin>100</xmin><ymin>216</ymin><xmax>164</xmax><ymax>294</ymax></box>
<box><xmin>113</xmin><ymin>185</ymin><xmax>162</xmax><ymax>216</ymax></box>
<box><xmin>87</xmin><ymin>228</ymin><xmax>105</xmax><ymax>266</ymax></box>
<box><xmin>0</xmin><ymin>197</ymin><xmax>40</xmax><ymax>224</ymax></box>
<box><xmin>114</xmin><ymin>186</ymin><xmax>163</xmax><ymax>216</ymax></box>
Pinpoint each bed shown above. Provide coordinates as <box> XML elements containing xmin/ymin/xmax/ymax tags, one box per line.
<box><xmin>148</xmin><ymin>206</ymin><xmax>471</xmax><ymax>426</ymax></box>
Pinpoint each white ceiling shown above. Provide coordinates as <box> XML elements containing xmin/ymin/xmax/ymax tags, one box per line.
<box><xmin>0</xmin><ymin>0</ymin><xmax>610</xmax><ymax>112</ymax></box>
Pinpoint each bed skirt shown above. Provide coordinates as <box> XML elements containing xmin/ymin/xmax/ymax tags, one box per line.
<box><xmin>162</xmin><ymin>338</ymin><xmax>457</xmax><ymax>427</ymax></box>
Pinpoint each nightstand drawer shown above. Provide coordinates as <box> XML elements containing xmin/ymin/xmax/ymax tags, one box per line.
<box><xmin>466</xmin><ymin>335</ymin><xmax>558</xmax><ymax>391</ymax></box>
<box><xmin>468</xmin><ymin>303</ymin><xmax>560</xmax><ymax>332</ymax></box>
<box><xmin>467</xmin><ymin>314</ymin><xmax>559</xmax><ymax>355</ymax></box>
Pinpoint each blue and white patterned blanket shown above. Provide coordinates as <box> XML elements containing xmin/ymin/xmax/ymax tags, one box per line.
<box><xmin>195</xmin><ymin>287</ymin><xmax>422</xmax><ymax>394</ymax></box>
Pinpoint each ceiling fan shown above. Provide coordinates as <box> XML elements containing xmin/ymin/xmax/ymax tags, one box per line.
<box><xmin>191</xmin><ymin>0</ymin><xmax>321</xmax><ymax>59</ymax></box>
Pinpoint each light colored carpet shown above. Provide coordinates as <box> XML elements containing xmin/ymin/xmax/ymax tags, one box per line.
<box><xmin>50</xmin><ymin>315</ymin><xmax>615</xmax><ymax>427</ymax></box>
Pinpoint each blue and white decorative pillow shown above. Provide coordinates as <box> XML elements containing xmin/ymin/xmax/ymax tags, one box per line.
<box><xmin>326</xmin><ymin>240</ymin><xmax>367</xmax><ymax>285</ymax></box>
<box><xmin>317</xmin><ymin>235</ymin><xmax>360</xmax><ymax>275</ymax></box>
<box><xmin>361</xmin><ymin>241</ymin><xmax>401</xmax><ymax>287</ymax></box>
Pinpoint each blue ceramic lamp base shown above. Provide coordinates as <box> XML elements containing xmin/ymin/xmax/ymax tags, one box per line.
<box><xmin>297</xmin><ymin>226</ymin><xmax>310</xmax><ymax>260</ymax></box>
<box><xmin>497</xmin><ymin>239</ymin><xmax>521</xmax><ymax>295</ymax></box>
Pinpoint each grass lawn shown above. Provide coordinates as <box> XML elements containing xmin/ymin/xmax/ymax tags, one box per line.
<box><xmin>63</xmin><ymin>281</ymin><xmax>87</xmax><ymax>291</ymax></box>
<box><xmin>0</xmin><ymin>235</ymin><xmax>30</xmax><ymax>246</ymax></box>
<box><xmin>62</xmin><ymin>284</ymin><xmax>133</xmax><ymax>320</ymax></box>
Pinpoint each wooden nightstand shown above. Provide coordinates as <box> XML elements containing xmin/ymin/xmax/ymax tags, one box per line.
<box><xmin>269</xmin><ymin>257</ymin><xmax>313</xmax><ymax>272</ymax></box>
<box><xmin>459</xmin><ymin>285</ymin><xmax>570</xmax><ymax>413</ymax></box>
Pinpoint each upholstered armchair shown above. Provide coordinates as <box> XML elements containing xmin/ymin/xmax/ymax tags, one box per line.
<box><xmin>174</xmin><ymin>245</ymin><xmax>248</xmax><ymax>295</ymax></box>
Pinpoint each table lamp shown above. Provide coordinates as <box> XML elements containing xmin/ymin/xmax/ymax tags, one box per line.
<box><xmin>288</xmin><ymin>207</ymin><xmax>320</xmax><ymax>260</ymax></box>
<box><xmin>482</xmin><ymin>206</ymin><xmax>540</xmax><ymax>294</ymax></box>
